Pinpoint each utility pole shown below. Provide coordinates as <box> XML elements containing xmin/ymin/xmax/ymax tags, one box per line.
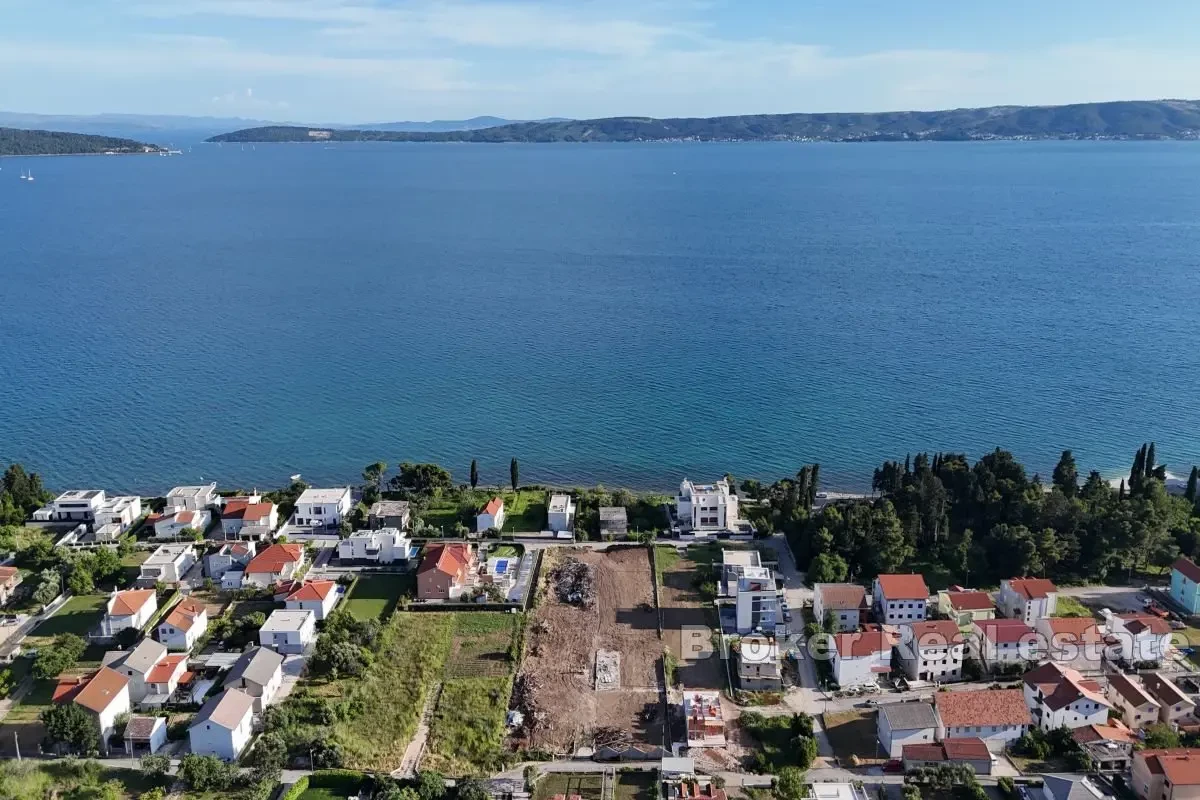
<box><xmin>14</xmin><ymin>731</ymin><xmax>20</xmax><ymax>761</ymax></box>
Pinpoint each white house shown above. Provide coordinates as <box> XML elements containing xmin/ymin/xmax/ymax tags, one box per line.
<box><xmin>831</xmin><ymin>629</ymin><xmax>894</xmax><ymax>688</ymax></box>
<box><xmin>736</xmin><ymin>633</ymin><xmax>782</xmax><ymax>690</ymax></box>
<box><xmin>735</xmin><ymin>566</ymin><xmax>778</xmax><ymax>634</ymax></box>
<box><xmin>189</xmin><ymin>688</ymin><xmax>255</xmax><ymax>761</ymax></box>
<box><xmin>108</xmin><ymin>638</ymin><xmax>168</xmax><ymax>703</ymax></box>
<box><xmin>151</xmin><ymin>508</ymin><xmax>210</xmax><ymax>539</ymax></box>
<box><xmin>139</xmin><ymin>543</ymin><xmax>197</xmax><ymax>585</ymax></box>
<box><xmin>1022</xmin><ymin>662</ymin><xmax>1111</xmax><ymax>731</ymax></box>
<box><xmin>259</xmin><ymin>609</ymin><xmax>316</xmax><ymax>654</ymax></box>
<box><xmin>123</xmin><ymin>715</ymin><xmax>168</xmax><ymax>756</ymax></box>
<box><xmin>224</xmin><ymin>646</ymin><xmax>285</xmax><ymax>712</ymax></box>
<box><xmin>142</xmin><ymin>653</ymin><xmax>189</xmax><ymax>706</ymax></box>
<box><xmin>676</xmin><ymin>478</ymin><xmax>739</xmax><ymax>532</ymax></box>
<box><xmin>1105</xmin><ymin>611</ymin><xmax>1172</xmax><ymax>665</ymax></box>
<box><xmin>100</xmin><ymin>589</ymin><xmax>158</xmax><ymax>638</ymax></box>
<box><xmin>157</xmin><ymin>597</ymin><xmax>208</xmax><ymax>651</ymax></box>
<box><xmin>166</xmin><ymin>484</ymin><xmax>218</xmax><ymax>512</ymax></box>
<box><xmin>292</xmin><ymin>487</ymin><xmax>352</xmax><ymax>530</ymax></box>
<box><xmin>241</xmin><ymin>542</ymin><xmax>305</xmax><ymax>587</ymax></box>
<box><xmin>548</xmin><ymin>494</ymin><xmax>576</xmax><ymax>533</ymax></box>
<box><xmin>205</xmin><ymin>541</ymin><xmax>256</xmax><ymax>581</ymax></box>
<box><xmin>873</xmin><ymin>574</ymin><xmax>930</xmax><ymax>625</ymax></box>
<box><xmin>338</xmin><ymin>528</ymin><xmax>412</xmax><ymax>564</ymax></box>
<box><xmin>72</xmin><ymin>666</ymin><xmax>132</xmax><ymax>754</ymax></box>
<box><xmin>476</xmin><ymin>497</ymin><xmax>505</xmax><ymax>532</ymax></box>
<box><xmin>877</xmin><ymin>701</ymin><xmax>938</xmax><ymax>758</ymax></box>
<box><xmin>1036</xmin><ymin>617</ymin><xmax>1105</xmax><ymax>672</ymax></box>
<box><xmin>974</xmin><ymin>619</ymin><xmax>1042</xmax><ymax>672</ymax></box>
<box><xmin>35</xmin><ymin>489</ymin><xmax>107</xmax><ymax>524</ymax></box>
<box><xmin>285</xmin><ymin>580</ymin><xmax>340</xmax><ymax>620</ymax></box>
<box><xmin>813</xmin><ymin>584</ymin><xmax>869</xmax><ymax>632</ymax></box>
<box><xmin>1141</xmin><ymin>672</ymin><xmax>1197</xmax><ymax>728</ymax></box>
<box><xmin>934</xmin><ymin>688</ymin><xmax>1031</xmax><ymax>752</ymax></box>
<box><xmin>896</xmin><ymin>620</ymin><xmax>965</xmax><ymax>682</ymax></box>
<box><xmin>1106</xmin><ymin>673</ymin><xmax>1162</xmax><ymax>730</ymax></box>
<box><xmin>91</xmin><ymin>495</ymin><xmax>143</xmax><ymax>540</ymax></box>
<box><xmin>996</xmin><ymin>578</ymin><xmax>1058</xmax><ymax>622</ymax></box>
<box><xmin>220</xmin><ymin>496</ymin><xmax>278</xmax><ymax>539</ymax></box>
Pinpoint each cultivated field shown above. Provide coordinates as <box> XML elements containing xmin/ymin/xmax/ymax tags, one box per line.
<box><xmin>518</xmin><ymin>547</ymin><xmax>663</xmax><ymax>752</ymax></box>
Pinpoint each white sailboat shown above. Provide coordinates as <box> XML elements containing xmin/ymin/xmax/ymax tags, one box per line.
<box><xmin>26</xmin><ymin>169</ymin><xmax>34</xmax><ymax>182</ymax></box>
<box><xmin>19</xmin><ymin>169</ymin><xmax>28</xmax><ymax>181</ymax></box>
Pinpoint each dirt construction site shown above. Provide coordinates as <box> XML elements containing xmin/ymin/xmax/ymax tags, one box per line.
<box><xmin>515</xmin><ymin>547</ymin><xmax>664</xmax><ymax>753</ymax></box>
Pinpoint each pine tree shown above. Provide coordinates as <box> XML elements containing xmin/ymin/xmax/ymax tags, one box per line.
<box><xmin>509</xmin><ymin>458</ymin><xmax>519</xmax><ymax>492</ymax></box>
<box><xmin>1186</xmin><ymin>467</ymin><xmax>1198</xmax><ymax>504</ymax></box>
<box><xmin>470</xmin><ymin>459</ymin><xmax>479</xmax><ymax>490</ymax></box>
<box><xmin>1052</xmin><ymin>450</ymin><xmax>1078</xmax><ymax>497</ymax></box>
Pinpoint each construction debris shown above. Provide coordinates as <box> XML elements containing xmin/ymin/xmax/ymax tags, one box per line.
<box><xmin>550</xmin><ymin>557</ymin><xmax>596</xmax><ymax>608</ymax></box>
<box><xmin>594</xmin><ymin>650</ymin><xmax>620</xmax><ymax>691</ymax></box>
<box><xmin>592</xmin><ymin>725</ymin><xmax>633</xmax><ymax>750</ymax></box>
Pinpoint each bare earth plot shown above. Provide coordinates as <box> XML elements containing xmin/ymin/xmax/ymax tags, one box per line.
<box><xmin>519</xmin><ymin>547</ymin><xmax>663</xmax><ymax>752</ymax></box>
<box><xmin>658</xmin><ymin>548</ymin><xmax>724</xmax><ymax>690</ymax></box>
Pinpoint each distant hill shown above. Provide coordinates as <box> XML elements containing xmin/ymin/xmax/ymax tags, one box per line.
<box><xmin>0</xmin><ymin>127</ymin><xmax>163</xmax><ymax>156</ymax></box>
<box><xmin>209</xmin><ymin>100</ymin><xmax>1200</xmax><ymax>144</ymax></box>
<box><xmin>361</xmin><ymin>116</ymin><xmax>569</xmax><ymax>132</ymax></box>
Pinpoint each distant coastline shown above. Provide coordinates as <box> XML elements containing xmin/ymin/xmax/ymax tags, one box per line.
<box><xmin>0</xmin><ymin>126</ymin><xmax>164</xmax><ymax>157</ymax></box>
<box><xmin>208</xmin><ymin>99</ymin><xmax>1200</xmax><ymax>144</ymax></box>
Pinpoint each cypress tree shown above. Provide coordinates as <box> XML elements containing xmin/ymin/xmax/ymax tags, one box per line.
<box><xmin>510</xmin><ymin>458</ymin><xmax>519</xmax><ymax>492</ymax></box>
<box><xmin>470</xmin><ymin>459</ymin><xmax>479</xmax><ymax>490</ymax></box>
<box><xmin>1146</xmin><ymin>442</ymin><xmax>1157</xmax><ymax>478</ymax></box>
<box><xmin>1131</xmin><ymin>445</ymin><xmax>1146</xmax><ymax>484</ymax></box>
<box><xmin>1052</xmin><ymin>450</ymin><xmax>1078</xmax><ymax>497</ymax></box>
<box><xmin>1119</xmin><ymin>479</ymin><xmax>1126</xmax><ymax>501</ymax></box>
<box><xmin>809</xmin><ymin>464</ymin><xmax>821</xmax><ymax>507</ymax></box>
<box><xmin>904</xmin><ymin>455</ymin><xmax>911</xmax><ymax>475</ymax></box>
<box><xmin>1187</xmin><ymin>467</ymin><xmax>1198</xmax><ymax>504</ymax></box>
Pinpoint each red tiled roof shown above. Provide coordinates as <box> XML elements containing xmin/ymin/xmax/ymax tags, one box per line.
<box><xmin>1043</xmin><ymin>617</ymin><xmax>1102</xmax><ymax>644</ymax></box>
<box><xmin>74</xmin><ymin>667</ymin><xmax>129</xmax><ymax>714</ymax></box>
<box><xmin>944</xmin><ymin>590</ymin><xmax>993</xmax><ymax>611</ymax></box>
<box><xmin>902</xmin><ymin>743</ymin><xmax>946</xmax><ymax>762</ymax></box>
<box><xmin>876</xmin><ymin>574</ymin><xmax>929</xmax><ymax>600</ymax></box>
<box><xmin>418</xmin><ymin>543</ymin><xmax>472</xmax><ymax>578</ymax></box>
<box><xmin>223</xmin><ymin>498</ymin><xmax>274</xmax><ymax>521</ymax></box>
<box><xmin>109</xmin><ymin>589</ymin><xmax>156</xmax><ymax>617</ymax></box>
<box><xmin>0</xmin><ymin>566</ymin><xmax>18</xmax><ymax>583</ymax></box>
<box><xmin>817</xmin><ymin>584</ymin><xmax>868</xmax><ymax>610</ymax></box>
<box><xmin>1140</xmin><ymin>750</ymin><xmax>1200</xmax><ymax>785</ymax></box>
<box><xmin>1174</xmin><ymin>557</ymin><xmax>1200</xmax><ymax>584</ymax></box>
<box><xmin>164</xmin><ymin>598</ymin><xmax>207</xmax><ymax>632</ymax></box>
<box><xmin>1106</xmin><ymin>673</ymin><xmax>1159</xmax><ymax>709</ymax></box>
<box><xmin>482</xmin><ymin>497</ymin><xmax>504</xmax><ymax>516</ymax></box>
<box><xmin>942</xmin><ymin>738</ymin><xmax>992</xmax><ymax>761</ymax></box>
<box><xmin>977</xmin><ymin>618</ymin><xmax>1037</xmax><ymax>644</ymax></box>
<box><xmin>175</xmin><ymin>510</ymin><xmax>195</xmax><ymax>525</ymax></box>
<box><xmin>834</xmin><ymin>629</ymin><xmax>895</xmax><ymax>658</ymax></box>
<box><xmin>1023</xmin><ymin>662</ymin><xmax>1108</xmax><ymax>711</ymax></box>
<box><xmin>287</xmin><ymin>580</ymin><xmax>337</xmax><ymax>602</ymax></box>
<box><xmin>935</xmin><ymin>688</ymin><xmax>1030</xmax><ymax>727</ymax></box>
<box><xmin>53</xmin><ymin>676</ymin><xmax>87</xmax><ymax>704</ymax></box>
<box><xmin>244</xmin><ymin>543</ymin><xmax>303</xmax><ymax>575</ymax></box>
<box><xmin>1120</xmin><ymin>613</ymin><xmax>1172</xmax><ymax>636</ymax></box>
<box><xmin>146</xmin><ymin>654</ymin><xmax>187</xmax><ymax>684</ymax></box>
<box><xmin>1073</xmin><ymin>722</ymin><xmax>1136</xmax><ymax>745</ymax></box>
<box><xmin>908</xmin><ymin>620</ymin><xmax>963</xmax><ymax>647</ymax></box>
<box><xmin>1007</xmin><ymin>577</ymin><xmax>1057</xmax><ymax>599</ymax></box>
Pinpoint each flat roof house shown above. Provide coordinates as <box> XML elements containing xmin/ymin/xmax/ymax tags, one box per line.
<box><xmin>338</xmin><ymin>527</ymin><xmax>412</xmax><ymax>565</ymax></box>
<box><xmin>873</xmin><ymin>574</ymin><xmax>930</xmax><ymax>625</ymax></box>
<box><xmin>476</xmin><ymin>497</ymin><xmax>505</xmax><ymax>533</ymax></box>
<box><xmin>241</xmin><ymin>542</ymin><xmax>305</xmax><ymax>588</ymax></box>
<box><xmin>292</xmin><ymin>487</ymin><xmax>352</xmax><ymax>531</ymax></box>
<box><xmin>676</xmin><ymin>478</ymin><xmax>739</xmax><ymax>533</ymax></box>
<box><xmin>139</xmin><ymin>543</ymin><xmax>197</xmax><ymax>585</ymax></box>
<box><xmin>100</xmin><ymin>589</ymin><xmax>158</xmax><ymax>638</ymax></box>
<box><xmin>720</xmin><ymin>549</ymin><xmax>763</xmax><ymax>597</ymax></box>
<box><xmin>735</xmin><ymin>565</ymin><xmax>778</xmax><ymax>635</ymax></box>
<box><xmin>814</xmin><ymin>584</ymin><xmax>870</xmax><ymax>633</ymax></box>
<box><xmin>368</xmin><ymin>500</ymin><xmax>411</xmax><ymax>530</ymax></box>
<box><xmin>599</xmin><ymin>506</ymin><xmax>627</xmax><ymax>537</ymax></box>
<box><xmin>736</xmin><ymin>633</ymin><xmax>781</xmax><ymax>690</ymax></box>
<box><xmin>258</xmin><ymin>609</ymin><xmax>316</xmax><ymax>654</ymax></box>
<box><xmin>548</xmin><ymin>494</ymin><xmax>576</xmax><ymax>533</ymax></box>
<box><xmin>157</xmin><ymin>597</ymin><xmax>208</xmax><ymax>652</ymax></box>
<box><xmin>285</xmin><ymin>579</ymin><xmax>340</xmax><ymax>620</ymax></box>
<box><xmin>877</xmin><ymin>700</ymin><xmax>938</xmax><ymax>758</ymax></box>
<box><xmin>91</xmin><ymin>494</ymin><xmax>143</xmax><ymax>541</ymax></box>
<box><xmin>189</xmin><ymin>688</ymin><xmax>255</xmax><ymax>761</ymax></box>
<box><xmin>224</xmin><ymin>646</ymin><xmax>285</xmax><ymax>712</ymax></box>
<box><xmin>997</xmin><ymin>578</ymin><xmax>1058</xmax><ymax>622</ymax></box>
<box><xmin>36</xmin><ymin>489</ymin><xmax>107</xmax><ymax>524</ymax></box>
<box><xmin>682</xmin><ymin>690</ymin><xmax>726</xmax><ymax>748</ymax></box>
<box><xmin>166</xmin><ymin>484</ymin><xmax>218</xmax><ymax>512</ymax></box>
<box><xmin>1022</xmin><ymin>662</ymin><xmax>1110</xmax><ymax>731</ymax></box>
<box><xmin>934</xmin><ymin>688</ymin><xmax>1030</xmax><ymax>751</ymax></box>
<box><xmin>417</xmin><ymin>543</ymin><xmax>475</xmax><ymax>601</ymax></box>
<box><xmin>1132</xmin><ymin>748</ymin><xmax>1200</xmax><ymax>800</ymax></box>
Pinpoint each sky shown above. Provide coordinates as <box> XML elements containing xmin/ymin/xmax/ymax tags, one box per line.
<box><xmin>2</xmin><ymin>0</ymin><xmax>1200</xmax><ymax>123</ymax></box>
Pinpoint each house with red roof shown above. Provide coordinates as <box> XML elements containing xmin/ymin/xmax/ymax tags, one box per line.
<box><xmin>241</xmin><ymin>542</ymin><xmax>305</xmax><ymax>588</ymax></box>
<box><xmin>285</xmin><ymin>579</ymin><xmax>341</xmax><ymax>620</ymax></box>
<box><xmin>872</xmin><ymin>574</ymin><xmax>930</xmax><ymax>625</ymax></box>
<box><xmin>1036</xmin><ymin>616</ymin><xmax>1104</xmax><ymax>671</ymax></box>
<box><xmin>0</xmin><ymin>565</ymin><xmax>22</xmax><ymax>606</ymax></box>
<box><xmin>902</xmin><ymin>737</ymin><xmax>993</xmax><ymax>775</ymax></box>
<box><xmin>157</xmin><ymin>597</ymin><xmax>208</xmax><ymax>651</ymax></box>
<box><xmin>1073</xmin><ymin>721</ymin><xmax>1136</xmax><ymax>773</ymax></box>
<box><xmin>996</xmin><ymin>577</ymin><xmax>1058</xmax><ymax>622</ymax></box>
<box><xmin>1022</xmin><ymin>661</ymin><xmax>1110</xmax><ymax>731</ymax></box>
<box><xmin>1132</xmin><ymin>748</ymin><xmax>1200</xmax><ymax>800</ymax></box>
<box><xmin>150</xmin><ymin>506</ymin><xmax>211</xmax><ymax>540</ymax></box>
<box><xmin>66</xmin><ymin>666</ymin><xmax>131</xmax><ymax>754</ymax></box>
<box><xmin>831</xmin><ymin>629</ymin><xmax>895</xmax><ymax>688</ymax></box>
<box><xmin>99</xmin><ymin>589</ymin><xmax>158</xmax><ymax>638</ymax></box>
<box><xmin>1105</xmin><ymin>609</ymin><xmax>1173</xmax><ymax>666</ymax></box>
<box><xmin>973</xmin><ymin>618</ymin><xmax>1041</xmax><ymax>673</ymax></box>
<box><xmin>934</xmin><ymin>688</ymin><xmax>1031</xmax><ymax>752</ymax></box>
<box><xmin>896</xmin><ymin>620</ymin><xmax>965</xmax><ymax>682</ymax></box>
<box><xmin>1170</xmin><ymin>557</ymin><xmax>1200</xmax><ymax>615</ymax></box>
<box><xmin>476</xmin><ymin>497</ymin><xmax>506</xmax><ymax>533</ymax></box>
<box><xmin>936</xmin><ymin>589</ymin><xmax>995</xmax><ymax>627</ymax></box>
<box><xmin>220</xmin><ymin>496</ymin><xmax>278</xmax><ymax>540</ymax></box>
<box><xmin>417</xmin><ymin>543</ymin><xmax>476</xmax><ymax>600</ymax></box>
<box><xmin>1106</xmin><ymin>673</ymin><xmax>1162</xmax><ymax>730</ymax></box>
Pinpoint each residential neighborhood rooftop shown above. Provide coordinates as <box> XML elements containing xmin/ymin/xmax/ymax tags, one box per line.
<box><xmin>108</xmin><ymin>589</ymin><xmax>156</xmax><ymax>616</ymax></box>
<box><xmin>296</xmin><ymin>487</ymin><xmax>351</xmax><ymax>504</ymax></box>
<box><xmin>74</xmin><ymin>667</ymin><xmax>128</xmax><ymax>713</ymax></box>
<box><xmin>192</xmin><ymin>688</ymin><xmax>255</xmax><ymax>730</ymax></box>
<box><xmin>1023</xmin><ymin>662</ymin><xmax>1108</xmax><ymax>711</ymax></box>
<box><xmin>875</xmin><ymin>573</ymin><xmax>929</xmax><ymax>599</ymax></box>
<box><xmin>164</xmin><ymin>598</ymin><xmax>207</xmax><ymax>631</ymax></box>
<box><xmin>1007</xmin><ymin>577</ymin><xmax>1057</xmax><ymax>598</ymax></box>
<box><xmin>369</xmin><ymin>499</ymin><xmax>410</xmax><ymax>516</ymax></box>
<box><xmin>934</xmin><ymin>688</ymin><xmax>1030</xmax><ymax>727</ymax></box>
<box><xmin>548</xmin><ymin>494</ymin><xmax>572</xmax><ymax>512</ymax></box>
<box><xmin>879</xmin><ymin>700</ymin><xmax>938</xmax><ymax>731</ymax></box>
<box><xmin>1139</xmin><ymin>749</ymin><xmax>1200</xmax><ymax>783</ymax></box>
<box><xmin>943</xmin><ymin>590</ymin><xmax>994</xmax><ymax>610</ymax></box>
<box><xmin>833</xmin><ymin>629</ymin><xmax>894</xmax><ymax>658</ymax></box>
<box><xmin>244</xmin><ymin>542</ymin><xmax>304</xmax><ymax>574</ymax></box>
<box><xmin>145</xmin><ymin>543</ymin><xmax>195</xmax><ymax>565</ymax></box>
<box><xmin>226</xmin><ymin>646</ymin><xmax>285</xmax><ymax>687</ymax></box>
<box><xmin>978</xmin><ymin>618</ymin><xmax>1037</xmax><ymax>643</ymax></box>
<box><xmin>1108</xmin><ymin>673</ymin><xmax>1159</xmax><ymax>708</ymax></box>
<box><xmin>816</xmin><ymin>583</ymin><xmax>867</xmax><ymax>610</ymax></box>
<box><xmin>261</xmin><ymin>609</ymin><xmax>315</xmax><ymax>632</ymax></box>
<box><xmin>1173</xmin><ymin>557</ymin><xmax>1200</xmax><ymax>584</ymax></box>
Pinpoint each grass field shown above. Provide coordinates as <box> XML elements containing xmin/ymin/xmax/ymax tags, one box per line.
<box><xmin>29</xmin><ymin>593</ymin><xmax>107</xmax><ymax>641</ymax></box>
<box><xmin>299</xmin><ymin>789</ymin><xmax>344</xmax><ymax>800</ymax></box>
<box><xmin>5</xmin><ymin>676</ymin><xmax>57</xmax><ymax>723</ymax></box>
<box><xmin>533</xmin><ymin>772</ymin><xmax>655</xmax><ymax>800</ymax></box>
<box><xmin>823</xmin><ymin>709</ymin><xmax>881</xmax><ymax>763</ymax></box>
<box><xmin>418</xmin><ymin>503</ymin><xmax>467</xmax><ymax>533</ymax></box>
<box><xmin>654</xmin><ymin>545</ymin><xmax>681</xmax><ymax>584</ymax></box>
<box><xmin>489</xmin><ymin>544</ymin><xmax>521</xmax><ymax>559</ymax></box>
<box><xmin>343</xmin><ymin>573</ymin><xmax>413</xmax><ymax>620</ymax></box>
<box><xmin>501</xmin><ymin>490</ymin><xmax>547</xmax><ymax>532</ymax></box>
<box><xmin>1054</xmin><ymin>596</ymin><xmax>1094</xmax><ymax>618</ymax></box>
<box><xmin>0</xmin><ymin>761</ymin><xmax>161</xmax><ymax>799</ymax></box>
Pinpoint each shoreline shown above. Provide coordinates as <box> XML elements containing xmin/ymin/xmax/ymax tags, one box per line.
<box><xmin>0</xmin><ymin>150</ymin><xmax>167</xmax><ymax>159</ymax></box>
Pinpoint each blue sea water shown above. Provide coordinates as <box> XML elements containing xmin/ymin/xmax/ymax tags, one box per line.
<box><xmin>2</xmin><ymin>141</ymin><xmax>1200</xmax><ymax>495</ymax></box>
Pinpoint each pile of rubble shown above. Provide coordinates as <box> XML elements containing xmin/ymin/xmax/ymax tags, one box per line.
<box><xmin>592</xmin><ymin>725</ymin><xmax>633</xmax><ymax>750</ymax></box>
<box><xmin>512</xmin><ymin>673</ymin><xmax>549</xmax><ymax>737</ymax></box>
<box><xmin>594</xmin><ymin>649</ymin><xmax>621</xmax><ymax>691</ymax></box>
<box><xmin>550</xmin><ymin>557</ymin><xmax>596</xmax><ymax>607</ymax></box>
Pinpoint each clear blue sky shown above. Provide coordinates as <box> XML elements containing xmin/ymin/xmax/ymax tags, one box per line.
<box><xmin>2</xmin><ymin>0</ymin><xmax>1199</xmax><ymax>122</ymax></box>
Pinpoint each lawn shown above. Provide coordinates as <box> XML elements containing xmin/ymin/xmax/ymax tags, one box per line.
<box><xmin>534</xmin><ymin>773</ymin><xmax>604</xmax><ymax>800</ymax></box>
<box><xmin>489</xmin><ymin>544</ymin><xmax>522</xmax><ymax>559</ymax></box>
<box><xmin>613</xmin><ymin>772</ymin><xmax>657</xmax><ymax>800</ymax></box>
<box><xmin>444</xmin><ymin>612</ymin><xmax>519</xmax><ymax>678</ymax></box>
<box><xmin>0</xmin><ymin>761</ymin><xmax>161</xmax><ymax>799</ymax></box>
<box><xmin>418</xmin><ymin>502</ymin><xmax>468</xmax><ymax>534</ymax></box>
<box><xmin>343</xmin><ymin>573</ymin><xmax>413</xmax><ymax>620</ymax></box>
<box><xmin>1054</xmin><ymin>596</ymin><xmax>1094</xmax><ymax>618</ymax></box>
<box><xmin>5</xmin><ymin>676</ymin><xmax>56</xmax><ymax>723</ymax></box>
<box><xmin>119</xmin><ymin>550</ymin><xmax>150</xmax><ymax>587</ymax></box>
<box><xmin>654</xmin><ymin>545</ymin><xmax>681</xmax><ymax>584</ymax></box>
<box><xmin>500</xmin><ymin>489</ymin><xmax>547</xmax><ymax>533</ymax></box>
<box><xmin>823</xmin><ymin>709</ymin><xmax>882</xmax><ymax>764</ymax></box>
<box><xmin>28</xmin><ymin>593</ymin><xmax>108</xmax><ymax>641</ymax></box>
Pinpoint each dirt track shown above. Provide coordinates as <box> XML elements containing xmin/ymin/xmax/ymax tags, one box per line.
<box><xmin>519</xmin><ymin>547</ymin><xmax>663</xmax><ymax>751</ymax></box>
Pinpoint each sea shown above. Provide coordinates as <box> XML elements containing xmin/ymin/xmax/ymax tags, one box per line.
<box><xmin>2</xmin><ymin>140</ymin><xmax>1199</xmax><ymax>495</ymax></box>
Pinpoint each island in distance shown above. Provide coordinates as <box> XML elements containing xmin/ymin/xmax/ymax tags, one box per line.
<box><xmin>0</xmin><ymin>127</ymin><xmax>165</xmax><ymax>157</ymax></box>
<box><xmin>209</xmin><ymin>98</ymin><xmax>1200</xmax><ymax>143</ymax></box>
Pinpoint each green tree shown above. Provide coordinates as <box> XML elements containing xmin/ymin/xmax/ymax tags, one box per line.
<box><xmin>470</xmin><ymin>459</ymin><xmax>479</xmax><ymax>489</ymax></box>
<box><xmin>806</xmin><ymin>552</ymin><xmax>848</xmax><ymax>584</ymax></box>
<box><xmin>390</xmin><ymin>463</ymin><xmax>453</xmax><ymax>498</ymax></box>
<box><xmin>774</xmin><ymin>766</ymin><xmax>807</xmax><ymax>800</ymax></box>
<box><xmin>140</xmin><ymin>753</ymin><xmax>172</xmax><ymax>781</ymax></box>
<box><xmin>33</xmin><ymin>633</ymin><xmax>87</xmax><ymax>679</ymax></box>
<box><xmin>510</xmin><ymin>458</ymin><xmax>519</xmax><ymax>492</ymax></box>
<box><xmin>42</xmin><ymin>701</ymin><xmax>100</xmax><ymax>754</ymax></box>
<box><xmin>178</xmin><ymin>754</ymin><xmax>237</xmax><ymax>791</ymax></box>
<box><xmin>417</xmin><ymin>771</ymin><xmax>447</xmax><ymax>800</ymax></box>
<box><xmin>457</xmin><ymin>778</ymin><xmax>492</xmax><ymax>800</ymax></box>
<box><xmin>1052</xmin><ymin>450</ymin><xmax>1078</xmax><ymax>497</ymax></box>
<box><xmin>66</xmin><ymin>565</ymin><xmax>94</xmax><ymax>595</ymax></box>
<box><xmin>32</xmin><ymin>569</ymin><xmax>60</xmax><ymax>606</ymax></box>
<box><xmin>1144</xmin><ymin>723</ymin><xmax>1181</xmax><ymax>749</ymax></box>
<box><xmin>1187</xmin><ymin>467</ymin><xmax>1198</xmax><ymax>504</ymax></box>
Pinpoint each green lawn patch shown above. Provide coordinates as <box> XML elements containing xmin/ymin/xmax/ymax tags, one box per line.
<box><xmin>5</xmin><ymin>676</ymin><xmax>56</xmax><ymax>723</ymax></box>
<box><xmin>1054</xmin><ymin>596</ymin><xmax>1093</xmax><ymax>618</ymax></box>
<box><xmin>29</xmin><ymin>593</ymin><xmax>107</xmax><ymax>641</ymax></box>
<box><xmin>500</xmin><ymin>489</ymin><xmax>547</xmax><ymax>533</ymax></box>
<box><xmin>343</xmin><ymin>573</ymin><xmax>413</xmax><ymax>620</ymax></box>
<box><xmin>488</xmin><ymin>544</ymin><xmax>521</xmax><ymax>559</ymax></box>
<box><xmin>418</xmin><ymin>503</ymin><xmax>466</xmax><ymax>534</ymax></box>
<box><xmin>613</xmin><ymin>772</ymin><xmax>658</xmax><ymax>800</ymax></box>
<box><xmin>0</xmin><ymin>761</ymin><xmax>161</xmax><ymax>799</ymax></box>
<box><xmin>534</xmin><ymin>773</ymin><xmax>604</xmax><ymax>800</ymax></box>
<box><xmin>654</xmin><ymin>545</ymin><xmax>681</xmax><ymax>584</ymax></box>
<box><xmin>444</xmin><ymin>613</ymin><xmax>519</xmax><ymax>679</ymax></box>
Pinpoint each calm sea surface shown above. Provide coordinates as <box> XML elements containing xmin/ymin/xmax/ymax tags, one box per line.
<box><xmin>2</xmin><ymin>141</ymin><xmax>1199</xmax><ymax>494</ymax></box>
